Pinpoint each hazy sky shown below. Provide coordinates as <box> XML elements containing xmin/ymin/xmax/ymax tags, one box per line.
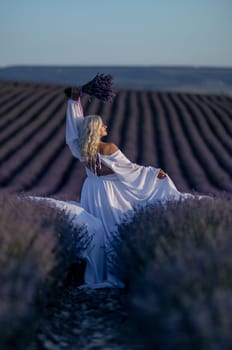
<box><xmin>0</xmin><ymin>0</ymin><xmax>231</xmax><ymax>67</ymax></box>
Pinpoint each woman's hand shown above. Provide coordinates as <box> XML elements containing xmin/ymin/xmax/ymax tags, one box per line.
<box><xmin>71</xmin><ymin>87</ymin><xmax>82</xmax><ymax>100</ymax></box>
<box><xmin>157</xmin><ymin>169</ymin><xmax>167</xmax><ymax>179</ymax></box>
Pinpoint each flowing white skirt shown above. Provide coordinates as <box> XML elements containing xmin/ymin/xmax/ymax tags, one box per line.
<box><xmin>80</xmin><ymin>168</ymin><xmax>194</xmax><ymax>237</ymax></box>
<box><xmin>31</xmin><ymin>196</ymin><xmax>124</xmax><ymax>288</ymax></box>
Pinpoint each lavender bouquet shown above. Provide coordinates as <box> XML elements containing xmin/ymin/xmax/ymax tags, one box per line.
<box><xmin>64</xmin><ymin>73</ymin><xmax>115</xmax><ymax>102</ymax></box>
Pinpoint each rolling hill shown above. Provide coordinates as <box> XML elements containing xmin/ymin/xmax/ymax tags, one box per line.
<box><xmin>0</xmin><ymin>80</ymin><xmax>231</xmax><ymax>200</ymax></box>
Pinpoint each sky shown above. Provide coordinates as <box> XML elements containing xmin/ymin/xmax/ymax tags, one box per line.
<box><xmin>0</xmin><ymin>0</ymin><xmax>231</xmax><ymax>67</ymax></box>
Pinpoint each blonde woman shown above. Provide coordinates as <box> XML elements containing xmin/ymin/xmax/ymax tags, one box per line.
<box><xmin>66</xmin><ymin>90</ymin><xmax>196</xmax><ymax>288</ymax></box>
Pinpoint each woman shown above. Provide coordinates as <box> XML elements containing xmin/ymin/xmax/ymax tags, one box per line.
<box><xmin>65</xmin><ymin>89</ymin><xmax>197</xmax><ymax>288</ymax></box>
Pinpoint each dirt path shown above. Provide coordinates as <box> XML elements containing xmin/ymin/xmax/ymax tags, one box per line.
<box><xmin>29</xmin><ymin>286</ymin><xmax>143</xmax><ymax>350</ymax></box>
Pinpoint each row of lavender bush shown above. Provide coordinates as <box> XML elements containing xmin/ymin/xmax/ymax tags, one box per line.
<box><xmin>116</xmin><ymin>195</ymin><xmax>232</xmax><ymax>350</ymax></box>
<box><xmin>0</xmin><ymin>192</ymin><xmax>89</xmax><ymax>350</ymax></box>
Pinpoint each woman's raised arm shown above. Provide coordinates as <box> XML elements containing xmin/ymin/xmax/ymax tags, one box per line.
<box><xmin>66</xmin><ymin>93</ymin><xmax>84</xmax><ymax>160</ymax></box>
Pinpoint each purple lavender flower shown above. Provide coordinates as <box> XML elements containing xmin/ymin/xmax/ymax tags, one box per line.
<box><xmin>64</xmin><ymin>73</ymin><xmax>115</xmax><ymax>102</ymax></box>
<box><xmin>82</xmin><ymin>73</ymin><xmax>115</xmax><ymax>102</ymax></box>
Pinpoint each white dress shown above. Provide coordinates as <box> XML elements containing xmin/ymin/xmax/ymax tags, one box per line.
<box><xmin>30</xmin><ymin>196</ymin><xmax>117</xmax><ymax>288</ymax></box>
<box><xmin>81</xmin><ymin>150</ymin><xmax>194</xmax><ymax>237</ymax></box>
<box><xmin>63</xmin><ymin>97</ymin><xmax>197</xmax><ymax>288</ymax></box>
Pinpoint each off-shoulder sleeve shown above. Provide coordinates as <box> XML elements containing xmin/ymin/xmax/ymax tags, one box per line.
<box><xmin>66</xmin><ymin>98</ymin><xmax>84</xmax><ymax>160</ymax></box>
<box><xmin>100</xmin><ymin>150</ymin><xmax>161</xmax><ymax>192</ymax></box>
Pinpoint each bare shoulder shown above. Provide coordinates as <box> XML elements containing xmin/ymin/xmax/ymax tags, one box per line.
<box><xmin>99</xmin><ymin>142</ymin><xmax>119</xmax><ymax>155</ymax></box>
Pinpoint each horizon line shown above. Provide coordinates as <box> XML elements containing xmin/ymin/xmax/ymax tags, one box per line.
<box><xmin>0</xmin><ymin>64</ymin><xmax>232</xmax><ymax>70</ymax></box>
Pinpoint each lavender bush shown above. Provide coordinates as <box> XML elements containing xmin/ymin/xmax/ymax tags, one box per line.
<box><xmin>0</xmin><ymin>192</ymin><xmax>90</xmax><ymax>350</ymax></box>
<box><xmin>116</xmin><ymin>195</ymin><xmax>232</xmax><ymax>349</ymax></box>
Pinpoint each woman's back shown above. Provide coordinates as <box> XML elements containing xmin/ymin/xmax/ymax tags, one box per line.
<box><xmin>98</xmin><ymin>141</ymin><xmax>118</xmax><ymax>156</ymax></box>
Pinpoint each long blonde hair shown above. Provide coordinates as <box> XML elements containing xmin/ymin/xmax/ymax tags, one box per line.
<box><xmin>78</xmin><ymin>115</ymin><xmax>103</xmax><ymax>172</ymax></box>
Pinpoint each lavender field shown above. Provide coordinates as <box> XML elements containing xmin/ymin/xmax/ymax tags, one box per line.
<box><xmin>0</xmin><ymin>79</ymin><xmax>231</xmax><ymax>198</ymax></box>
<box><xmin>0</xmin><ymin>79</ymin><xmax>232</xmax><ymax>349</ymax></box>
